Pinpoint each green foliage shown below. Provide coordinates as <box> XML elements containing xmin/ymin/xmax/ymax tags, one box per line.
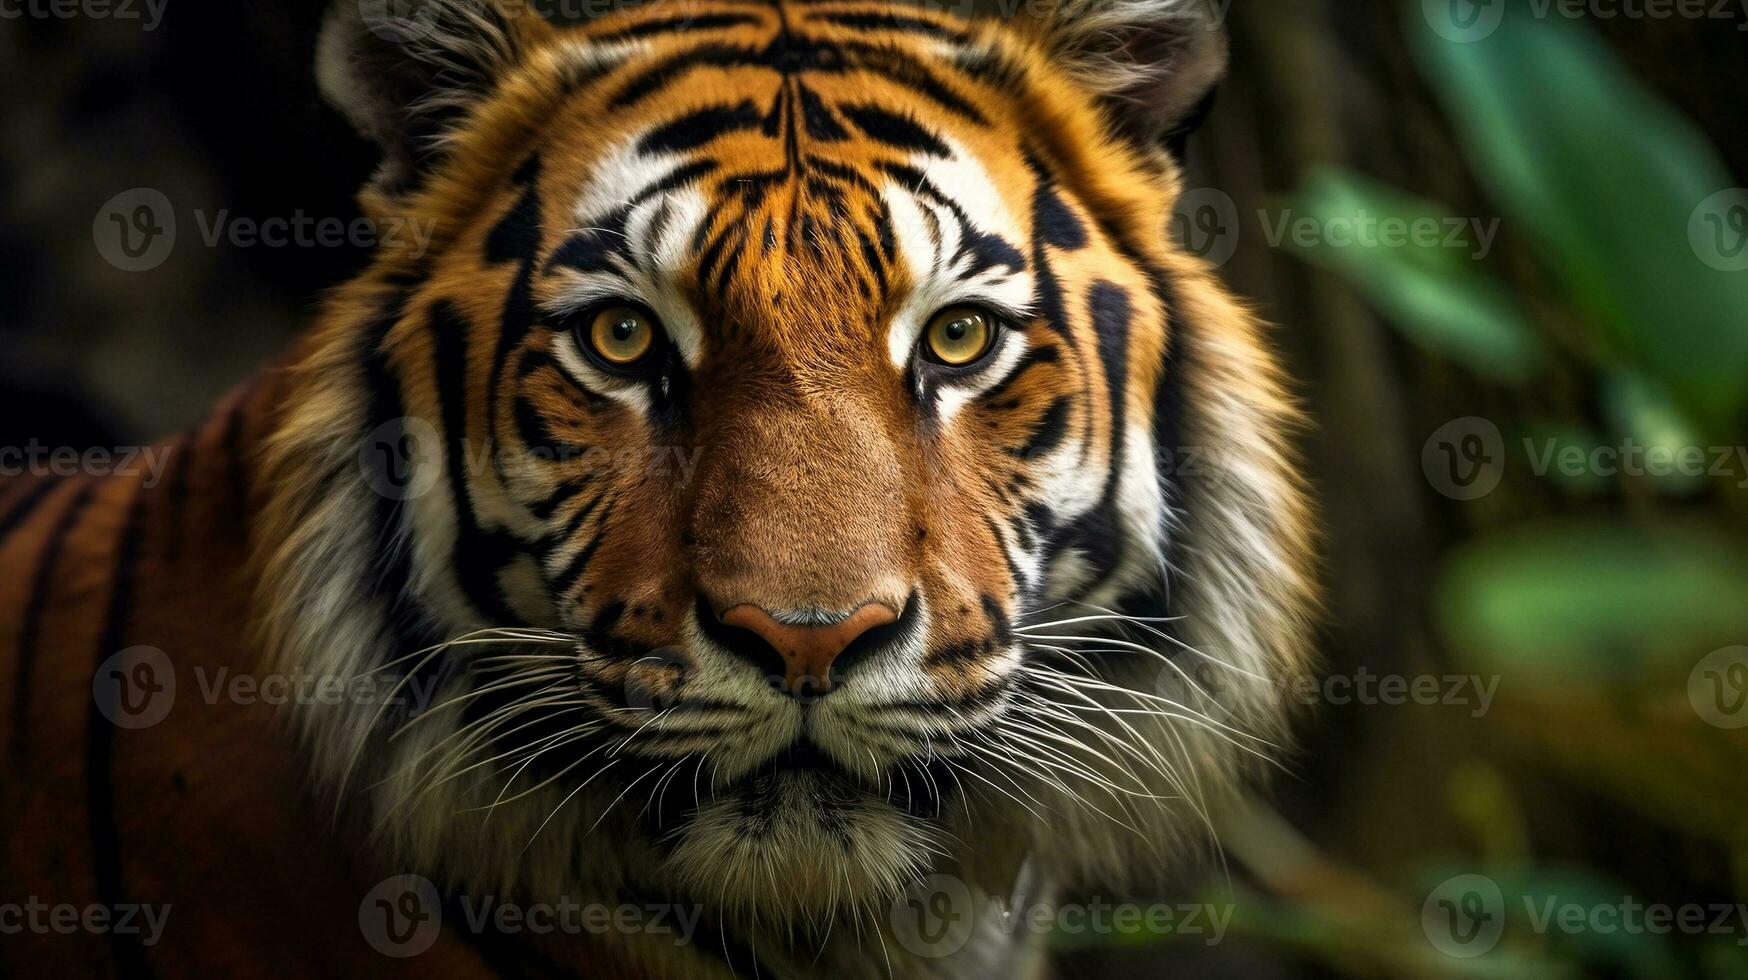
<box><xmin>1285</xmin><ymin>169</ymin><xmax>1544</xmax><ymax>381</ymax></box>
<box><xmin>1410</xmin><ymin>6</ymin><xmax>1748</xmax><ymax>437</ymax></box>
<box><xmin>1436</xmin><ymin>520</ymin><xmax>1748</xmax><ymax>676</ymax></box>
<box><xmin>1244</xmin><ymin>5</ymin><xmax>1748</xmax><ymax>978</ymax></box>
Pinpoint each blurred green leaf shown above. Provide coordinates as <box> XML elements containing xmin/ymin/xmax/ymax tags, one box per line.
<box><xmin>1601</xmin><ymin>372</ymin><xmax>1708</xmax><ymax>496</ymax></box>
<box><xmin>1284</xmin><ymin>168</ymin><xmax>1544</xmax><ymax>382</ymax></box>
<box><xmin>1411</xmin><ymin>8</ymin><xmax>1748</xmax><ymax>438</ymax></box>
<box><xmin>1435</xmin><ymin>520</ymin><xmax>1748</xmax><ymax>675</ymax></box>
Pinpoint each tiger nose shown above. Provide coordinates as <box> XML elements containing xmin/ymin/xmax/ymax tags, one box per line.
<box><xmin>718</xmin><ymin>602</ymin><xmax>900</xmax><ymax>698</ymax></box>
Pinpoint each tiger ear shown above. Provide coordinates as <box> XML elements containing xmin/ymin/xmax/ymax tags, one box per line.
<box><xmin>1028</xmin><ymin>0</ymin><xmax>1229</xmax><ymax>153</ymax></box>
<box><xmin>316</xmin><ymin>0</ymin><xmax>552</xmax><ymax>193</ymax></box>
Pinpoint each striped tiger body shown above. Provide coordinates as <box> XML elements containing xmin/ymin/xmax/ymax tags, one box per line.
<box><xmin>0</xmin><ymin>2</ymin><xmax>1315</xmax><ymax>977</ymax></box>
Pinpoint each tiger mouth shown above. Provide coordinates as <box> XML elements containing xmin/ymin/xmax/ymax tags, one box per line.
<box><xmin>644</xmin><ymin>740</ymin><xmax>957</xmax><ymax>835</ymax></box>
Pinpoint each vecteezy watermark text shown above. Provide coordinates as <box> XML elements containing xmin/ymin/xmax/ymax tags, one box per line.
<box><xmin>358</xmin><ymin>874</ymin><xmax>702</xmax><ymax>958</ymax></box>
<box><xmin>0</xmin><ymin>0</ymin><xmax>167</xmax><ymax>30</ymax></box>
<box><xmin>0</xmin><ymin>442</ymin><xmax>174</xmax><ymax>487</ymax></box>
<box><xmin>0</xmin><ymin>897</ymin><xmax>171</xmax><ymax>946</ymax></box>
<box><xmin>1424</xmin><ymin>874</ymin><xmax>1748</xmax><ymax>958</ymax></box>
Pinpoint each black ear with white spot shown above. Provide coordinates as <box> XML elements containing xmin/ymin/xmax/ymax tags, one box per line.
<box><xmin>1032</xmin><ymin>0</ymin><xmax>1229</xmax><ymax>153</ymax></box>
<box><xmin>316</xmin><ymin>0</ymin><xmax>549</xmax><ymax>192</ymax></box>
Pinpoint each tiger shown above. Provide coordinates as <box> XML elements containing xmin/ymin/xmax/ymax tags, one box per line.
<box><xmin>0</xmin><ymin>0</ymin><xmax>1315</xmax><ymax>976</ymax></box>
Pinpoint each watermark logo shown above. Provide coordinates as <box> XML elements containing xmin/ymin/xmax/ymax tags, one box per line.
<box><xmin>1424</xmin><ymin>0</ymin><xmax>1506</xmax><ymax>42</ymax></box>
<box><xmin>95</xmin><ymin>190</ymin><xmax>435</xmax><ymax>272</ymax></box>
<box><xmin>92</xmin><ymin>646</ymin><xmax>176</xmax><ymax>730</ymax></box>
<box><xmin>1423</xmin><ymin>417</ymin><xmax>1506</xmax><ymax>501</ymax></box>
<box><xmin>94</xmin><ymin>189</ymin><xmax>176</xmax><ymax>273</ymax></box>
<box><xmin>1423</xmin><ymin>874</ymin><xmax>1506</xmax><ymax>957</ymax></box>
<box><xmin>1173</xmin><ymin>188</ymin><xmax>1240</xmax><ymax>269</ymax></box>
<box><xmin>1689</xmin><ymin>646</ymin><xmax>1748</xmax><ymax>729</ymax></box>
<box><xmin>1691</xmin><ymin>189</ymin><xmax>1748</xmax><ymax>272</ymax></box>
<box><xmin>360</xmin><ymin>874</ymin><xmax>444</xmax><ymax>958</ymax></box>
<box><xmin>359</xmin><ymin>417</ymin><xmax>444</xmax><ymax>502</ymax></box>
<box><xmin>890</xmin><ymin>874</ymin><xmax>976</xmax><ymax>958</ymax></box>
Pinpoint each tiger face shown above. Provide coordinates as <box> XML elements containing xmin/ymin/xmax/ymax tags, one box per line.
<box><xmin>265</xmin><ymin>0</ymin><xmax>1313</xmax><ymax>946</ymax></box>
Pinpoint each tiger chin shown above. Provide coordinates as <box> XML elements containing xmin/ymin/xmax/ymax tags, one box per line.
<box><xmin>0</xmin><ymin>0</ymin><xmax>1314</xmax><ymax>977</ymax></box>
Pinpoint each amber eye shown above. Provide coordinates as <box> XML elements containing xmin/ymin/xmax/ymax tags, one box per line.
<box><xmin>583</xmin><ymin>305</ymin><xmax>658</xmax><ymax>367</ymax></box>
<box><xmin>922</xmin><ymin>306</ymin><xmax>997</xmax><ymax>367</ymax></box>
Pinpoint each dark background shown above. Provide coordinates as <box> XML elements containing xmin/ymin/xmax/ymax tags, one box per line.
<box><xmin>4</xmin><ymin>2</ymin><xmax>1747</xmax><ymax>977</ymax></box>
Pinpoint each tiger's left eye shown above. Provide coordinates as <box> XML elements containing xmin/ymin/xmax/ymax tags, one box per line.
<box><xmin>923</xmin><ymin>307</ymin><xmax>997</xmax><ymax>367</ymax></box>
<box><xmin>584</xmin><ymin>305</ymin><xmax>658</xmax><ymax>367</ymax></box>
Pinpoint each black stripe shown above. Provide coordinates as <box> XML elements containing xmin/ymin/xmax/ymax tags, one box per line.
<box><xmin>529</xmin><ymin>476</ymin><xmax>595</xmax><ymax>523</ymax></box>
<box><xmin>638</xmin><ymin>101</ymin><xmax>764</xmax><ymax>155</ymax></box>
<box><xmin>0</xmin><ymin>479</ymin><xmax>59</xmax><ymax>545</ymax></box>
<box><xmin>628</xmin><ymin>158</ymin><xmax>719</xmax><ymax>210</ymax></box>
<box><xmin>1013</xmin><ymin>395</ymin><xmax>1073</xmax><ymax>459</ymax></box>
<box><xmin>1034</xmin><ymin>179</ymin><xmax>1088</xmax><ymax>251</ymax></box>
<box><xmin>548</xmin><ymin>502</ymin><xmax>614</xmax><ymax>598</ymax></box>
<box><xmin>358</xmin><ymin>288</ymin><xmax>449</xmax><ymax>705</ymax></box>
<box><xmin>430</xmin><ymin>301</ymin><xmax>522</xmax><ymax>624</ymax></box>
<box><xmin>980</xmin><ymin>344</ymin><xmax>1060</xmax><ymax>406</ymax></box>
<box><xmin>798</xmin><ymin>82</ymin><xmax>849</xmax><ymax>141</ymax></box>
<box><xmin>488</xmin><ymin>159</ymin><xmax>545</xmax><ymax>440</ymax></box>
<box><xmin>11</xmin><ymin>480</ymin><xmax>92</xmax><ymax>760</ymax></box>
<box><xmin>610</xmin><ymin>44</ymin><xmax>764</xmax><ymax>108</ymax></box>
<box><xmin>841</xmin><ymin>102</ymin><xmax>949</xmax><ymax>156</ymax></box>
<box><xmin>86</xmin><ymin>480</ymin><xmax>154</xmax><ymax>979</ymax></box>
<box><xmin>835</xmin><ymin>39</ymin><xmax>989</xmax><ymax>125</ymax></box>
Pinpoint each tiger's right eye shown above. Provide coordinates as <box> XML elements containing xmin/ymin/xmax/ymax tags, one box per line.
<box><xmin>581</xmin><ymin>305</ymin><xmax>659</xmax><ymax>368</ymax></box>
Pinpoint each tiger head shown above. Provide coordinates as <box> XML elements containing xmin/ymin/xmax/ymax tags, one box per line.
<box><xmin>260</xmin><ymin>0</ymin><xmax>1313</xmax><ymax>956</ymax></box>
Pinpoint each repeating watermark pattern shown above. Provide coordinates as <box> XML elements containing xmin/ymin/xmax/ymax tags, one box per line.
<box><xmin>1173</xmin><ymin>188</ymin><xmax>1242</xmax><ymax>269</ymax></box>
<box><xmin>0</xmin><ymin>0</ymin><xmax>167</xmax><ymax>31</ymax></box>
<box><xmin>1422</xmin><ymin>418</ymin><xmax>1748</xmax><ymax>499</ymax></box>
<box><xmin>357</xmin><ymin>875</ymin><xmax>702</xmax><ymax>958</ymax></box>
<box><xmin>359</xmin><ymin>415</ymin><xmax>706</xmax><ymax>501</ymax></box>
<box><xmin>92</xmin><ymin>189</ymin><xmax>176</xmax><ymax>274</ymax></box>
<box><xmin>1523</xmin><ymin>438</ymin><xmax>1748</xmax><ymax>488</ymax></box>
<box><xmin>0</xmin><ymin>898</ymin><xmax>172</xmax><ymax>946</ymax></box>
<box><xmin>0</xmin><ymin>442</ymin><xmax>175</xmax><ymax>487</ymax></box>
<box><xmin>359</xmin><ymin>417</ymin><xmax>446</xmax><ymax>502</ymax></box>
<box><xmin>1422</xmin><ymin>874</ymin><xmax>1507</xmax><ymax>957</ymax></box>
<box><xmin>889</xmin><ymin>874</ymin><xmax>1233</xmax><ymax>959</ymax></box>
<box><xmin>1175</xmin><ymin>663</ymin><xmax>1502</xmax><ymax>718</ymax></box>
<box><xmin>1424</xmin><ymin>874</ymin><xmax>1748</xmax><ymax>958</ymax></box>
<box><xmin>1422</xmin><ymin>417</ymin><xmax>1507</xmax><ymax>501</ymax></box>
<box><xmin>1422</xmin><ymin>0</ymin><xmax>1508</xmax><ymax>43</ymax></box>
<box><xmin>1689</xmin><ymin>646</ymin><xmax>1748</xmax><ymax>729</ymax></box>
<box><xmin>191</xmin><ymin>666</ymin><xmax>443</xmax><ymax>712</ymax></box>
<box><xmin>1262</xmin><ymin>208</ymin><xmax>1501</xmax><ymax>261</ymax></box>
<box><xmin>359</xmin><ymin>875</ymin><xmax>444</xmax><ymax>958</ymax></box>
<box><xmin>93</xmin><ymin>646</ymin><xmax>176</xmax><ymax>730</ymax></box>
<box><xmin>451</xmin><ymin>896</ymin><xmax>701</xmax><ymax>944</ymax></box>
<box><xmin>1424</xmin><ymin>0</ymin><xmax>1748</xmax><ymax>43</ymax></box>
<box><xmin>1691</xmin><ymin>189</ymin><xmax>1748</xmax><ymax>272</ymax></box>
<box><xmin>93</xmin><ymin>651</ymin><xmax>456</xmax><ymax>730</ymax></box>
<box><xmin>1172</xmin><ymin>189</ymin><xmax>1501</xmax><ymax>268</ymax></box>
<box><xmin>94</xmin><ymin>190</ymin><xmax>435</xmax><ymax>272</ymax></box>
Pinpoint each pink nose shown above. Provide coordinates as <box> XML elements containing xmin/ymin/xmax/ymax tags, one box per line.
<box><xmin>718</xmin><ymin>602</ymin><xmax>899</xmax><ymax>695</ymax></box>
